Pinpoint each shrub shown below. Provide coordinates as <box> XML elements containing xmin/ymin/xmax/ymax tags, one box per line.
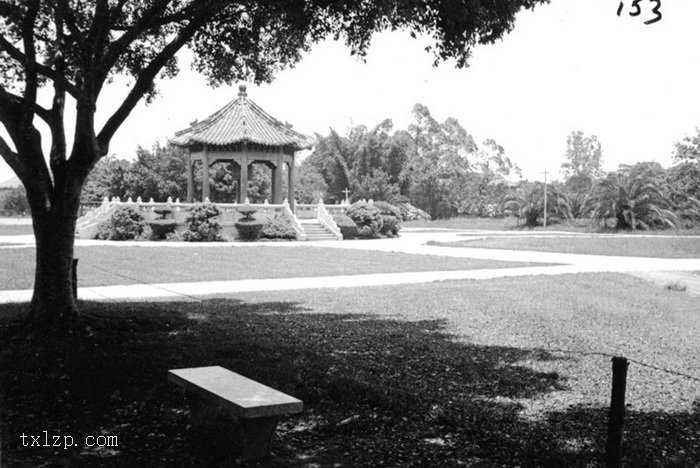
<box><xmin>234</xmin><ymin>209</ymin><xmax>263</xmax><ymax>241</ymax></box>
<box><xmin>397</xmin><ymin>202</ymin><xmax>431</xmax><ymax>222</ymax></box>
<box><xmin>96</xmin><ymin>206</ymin><xmax>145</xmax><ymax>240</ymax></box>
<box><xmin>147</xmin><ymin>219</ymin><xmax>179</xmax><ymax>240</ymax></box>
<box><xmin>502</xmin><ymin>182</ymin><xmax>572</xmax><ymax>227</ymax></box>
<box><xmin>261</xmin><ymin>214</ymin><xmax>297</xmax><ymax>240</ymax></box>
<box><xmin>373</xmin><ymin>201</ymin><xmax>402</xmax><ymax>237</ymax></box>
<box><xmin>585</xmin><ymin>174</ymin><xmax>678</xmax><ymax>230</ymax></box>
<box><xmin>333</xmin><ymin>213</ymin><xmax>359</xmax><ymax>239</ymax></box>
<box><xmin>182</xmin><ymin>204</ymin><xmax>222</xmax><ymax>242</ymax></box>
<box><xmin>346</xmin><ymin>202</ymin><xmax>383</xmax><ymax>239</ymax></box>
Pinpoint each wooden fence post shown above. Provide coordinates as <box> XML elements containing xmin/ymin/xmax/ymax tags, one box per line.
<box><xmin>71</xmin><ymin>258</ymin><xmax>79</xmax><ymax>301</ymax></box>
<box><xmin>605</xmin><ymin>356</ymin><xmax>629</xmax><ymax>468</ymax></box>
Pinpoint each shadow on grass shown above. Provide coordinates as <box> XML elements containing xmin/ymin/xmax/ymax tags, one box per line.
<box><xmin>0</xmin><ymin>300</ymin><xmax>697</xmax><ymax>467</ymax></box>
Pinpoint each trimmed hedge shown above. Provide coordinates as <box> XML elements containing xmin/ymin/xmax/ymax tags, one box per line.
<box><xmin>182</xmin><ymin>204</ymin><xmax>222</xmax><ymax>242</ymax></box>
<box><xmin>96</xmin><ymin>206</ymin><xmax>145</xmax><ymax>240</ymax></box>
<box><xmin>261</xmin><ymin>215</ymin><xmax>297</xmax><ymax>240</ymax></box>
<box><xmin>333</xmin><ymin>213</ymin><xmax>359</xmax><ymax>239</ymax></box>
<box><xmin>346</xmin><ymin>202</ymin><xmax>383</xmax><ymax>239</ymax></box>
<box><xmin>373</xmin><ymin>201</ymin><xmax>402</xmax><ymax>237</ymax></box>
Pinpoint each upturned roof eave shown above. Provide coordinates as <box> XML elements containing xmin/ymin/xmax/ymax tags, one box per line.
<box><xmin>170</xmin><ymin>85</ymin><xmax>313</xmax><ymax>151</ymax></box>
<box><xmin>171</xmin><ymin>135</ymin><xmax>312</xmax><ymax>151</ymax></box>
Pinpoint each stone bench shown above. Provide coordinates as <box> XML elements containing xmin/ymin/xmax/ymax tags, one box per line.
<box><xmin>168</xmin><ymin>365</ymin><xmax>303</xmax><ymax>460</ymax></box>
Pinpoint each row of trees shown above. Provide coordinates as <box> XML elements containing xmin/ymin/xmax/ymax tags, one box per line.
<box><xmin>300</xmin><ymin>103</ymin><xmax>520</xmax><ymax>218</ymax></box>
<box><xmin>83</xmin><ymin>123</ymin><xmax>700</xmax><ymax>233</ymax></box>
<box><xmin>503</xmin><ymin>130</ymin><xmax>700</xmax><ymax>229</ymax></box>
<box><xmin>83</xmin><ymin>103</ymin><xmax>518</xmax><ymax>220</ymax></box>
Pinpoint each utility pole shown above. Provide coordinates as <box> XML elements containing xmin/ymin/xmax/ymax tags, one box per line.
<box><xmin>543</xmin><ymin>168</ymin><xmax>548</xmax><ymax>228</ymax></box>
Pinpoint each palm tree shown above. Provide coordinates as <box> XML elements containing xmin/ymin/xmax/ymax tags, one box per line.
<box><xmin>566</xmin><ymin>191</ymin><xmax>592</xmax><ymax>219</ymax></box>
<box><xmin>502</xmin><ymin>182</ymin><xmax>572</xmax><ymax>227</ymax></box>
<box><xmin>585</xmin><ymin>173</ymin><xmax>679</xmax><ymax>230</ymax></box>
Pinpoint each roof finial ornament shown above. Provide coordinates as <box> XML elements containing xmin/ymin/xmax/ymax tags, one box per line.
<box><xmin>238</xmin><ymin>84</ymin><xmax>247</xmax><ymax>98</ymax></box>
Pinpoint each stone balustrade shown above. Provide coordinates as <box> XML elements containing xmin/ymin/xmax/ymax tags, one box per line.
<box><xmin>75</xmin><ymin>196</ymin><xmax>350</xmax><ymax>240</ymax></box>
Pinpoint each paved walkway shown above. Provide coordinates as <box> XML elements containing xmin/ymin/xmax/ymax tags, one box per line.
<box><xmin>1</xmin><ymin>228</ymin><xmax>699</xmax><ymax>303</ymax></box>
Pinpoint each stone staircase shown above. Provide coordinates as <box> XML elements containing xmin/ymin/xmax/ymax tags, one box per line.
<box><xmin>299</xmin><ymin>219</ymin><xmax>339</xmax><ymax>241</ymax></box>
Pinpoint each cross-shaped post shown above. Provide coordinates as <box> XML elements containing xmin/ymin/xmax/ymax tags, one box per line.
<box><xmin>342</xmin><ymin>187</ymin><xmax>351</xmax><ymax>204</ymax></box>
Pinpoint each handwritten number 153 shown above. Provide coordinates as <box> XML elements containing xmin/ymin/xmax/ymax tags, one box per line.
<box><xmin>617</xmin><ymin>0</ymin><xmax>662</xmax><ymax>25</ymax></box>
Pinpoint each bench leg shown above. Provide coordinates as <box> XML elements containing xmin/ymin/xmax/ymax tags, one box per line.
<box><xmin>235</xmin><ymin>416</ymin><xmax>279</xmax><ymax>461</ymax></box>
<box><xmin>185</xmin><ymin>393</ymin><xmax>280</xmax><ymax>460</ymax></box>
<box><xmin>186</xmin><ymin>393</ymin><xmax>221</xmax><ymax>425</ymax></box>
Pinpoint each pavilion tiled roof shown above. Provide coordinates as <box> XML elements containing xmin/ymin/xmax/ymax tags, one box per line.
<box><xmin>172</xmin><ymin>85</ymin><xmax>313</xmax><ymax>151</ymax></box>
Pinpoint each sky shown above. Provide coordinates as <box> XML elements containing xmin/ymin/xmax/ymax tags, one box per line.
<box><xmin>3</xmin><ymin>0</ymin><xmax>700</xmax><ymax>185</ymax></box>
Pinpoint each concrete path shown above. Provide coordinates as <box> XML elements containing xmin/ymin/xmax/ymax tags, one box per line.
<box><xmin>1</xmin><ymin>228</ymin><xmax>699</xmax><ymax>303</ymax></box>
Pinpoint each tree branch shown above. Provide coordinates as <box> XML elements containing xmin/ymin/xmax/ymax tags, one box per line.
<box><xmin>0</xmin><ymin>85</ymin><xmax>52</xmax><ymax>196</ymax></box>
<box><xmin>97</xmin><ymin>21</ymin><xmax>199</xmax><ymax>149</ymax></box>
<box><xmin>98</xmin><ymin>0</ymin><xmax>173</xmax><ymax>81</ymax></box>
<box><xmin>20</xmin><ymin>0</ymin><xmax>40</xmax><ymax>129</ymax></box>
<box><xmin>0</xmin><ymin>135</ymin><xmax>29</xmax><ymax>182</ymax></box>
<box><xmin>85</xmin><ymin>0</ymin><xmax>110</xmax><ymax>64</ymax></box>
<box><xmin>0</xmin><ymin>87</ymin><xmax>51</xmax><ymax>124</ymax></box>
<box><xmin>0</xmin><ymin>34</ymin><xmax>82</xmax><ymax>98</ymax></box>
<box><xmin>53</xmin><ymin>0</ymin><xmax>83</xmax><ymax>39</ymax></box>
<box><xmin>50</xmin><ymin>4</ymin><xmax>68</xmax><ymax>179</ymax></box>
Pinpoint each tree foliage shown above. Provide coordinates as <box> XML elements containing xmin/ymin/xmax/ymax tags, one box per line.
<box><xmin>125</xmin><ymin>143</ymin><xmax>188</xmax><ymax>201</ymax></box>
<box><xmin>561</xmin><ymin>130</ymin><xmax>604</xmax><ymax>180</ymax></box>
<box><xmin>502</xmin><ymin>181</ymin><xmax>571</xmax><ymax>227</ymax></box>
<box><xmin>81</xmin><ymin>155</ymin><xmax>130</xmax><ymax>201</ymax></box>
<box><xmin>0</xmin><ymin>186</ymin><xmax>29</xmax><ymax>216</ymax></box>
<box><xmin>295</xmin><ymin>163</ymin><xmax>329</xmax><ymax>204</ymax></box>
<box><xmin>585</xmin><ymin>173</ymin><xmax>678</xmax><ymax>230</ymax></box>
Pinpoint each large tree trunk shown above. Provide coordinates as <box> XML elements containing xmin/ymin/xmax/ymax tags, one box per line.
<box><xmin>27</xmin><ymin>176</ymin><xmax>84</xmax><ymax>328</ymax></box>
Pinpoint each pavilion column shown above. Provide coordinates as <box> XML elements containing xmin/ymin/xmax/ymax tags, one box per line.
<box><xmin>202</xmin><ymin>145</ymin><xmax>210</xmax><ymax>201</ymax></box>
<box><xmin>287</xmin><ymin>158</ymin><xmax>296</xmax><ymax>209</ymax></box>
<box><xmin>186</xmin><ymin>154</ymin><xmax>194</xmax><ymax>203</ymax></box>
<box><xmin>270</xmin><ymin>164</ymin><xmax>277</xmax><ymax>203</ymax></box>
<box><xmin>239</xmin><ymin>153</ymin><xmax>248</xmax><ymax>203</ymax></box>
<box><xmin>273</xmin><ymin>155</ymin><xmax>284</xmax><ymax>204</ymax></box>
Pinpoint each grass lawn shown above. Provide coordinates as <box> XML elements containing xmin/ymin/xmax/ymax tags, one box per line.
<box><xmin>404</xmin><ymin>216</ymin><xmax>595</xmax><ymax>232</ymax></box>
<box><xmin>0</xmin><ymin>223</ymin><xmax>33</xmax><ymax>236</ymax></box>
<box><xmin>431</xmin><ymin>236</ymin><xmax>700</xmax><ymax>258</ymax></box>
<box><xmin>0</xmin><ymin>245</ymin><xmax>540</xmax><ymax>290</ymax></box>
<box><xmin>1</xmin><ymin>273</ymin><xmax>697</xmax><ymax>467</ymax></box>
<box><xmin>405</xmin><ymin>216</ymin><xmax>522</xmax><ymax>231</ymax></box>
<box><xmin>405</xmin><ymin>216</ymin><xmax>700</xmax><ymax>235</ymax></box>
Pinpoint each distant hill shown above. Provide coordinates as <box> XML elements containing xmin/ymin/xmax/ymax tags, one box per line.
<box><xmin>0</xmin><ymin>176</ymin><xmax>21</xmax><ymax>190</ymax></box>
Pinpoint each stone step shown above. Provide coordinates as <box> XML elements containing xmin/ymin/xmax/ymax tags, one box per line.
<box><xmin>299</xmin><ymin>220</ymin><xmax>338</xmax><ymax>241</ymax></box>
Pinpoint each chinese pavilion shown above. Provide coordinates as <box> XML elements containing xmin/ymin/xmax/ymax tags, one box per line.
<box><xmin>171</xmin><ymin>84</ymin><xmax>313</xmax><ymax>207</ymax></box>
